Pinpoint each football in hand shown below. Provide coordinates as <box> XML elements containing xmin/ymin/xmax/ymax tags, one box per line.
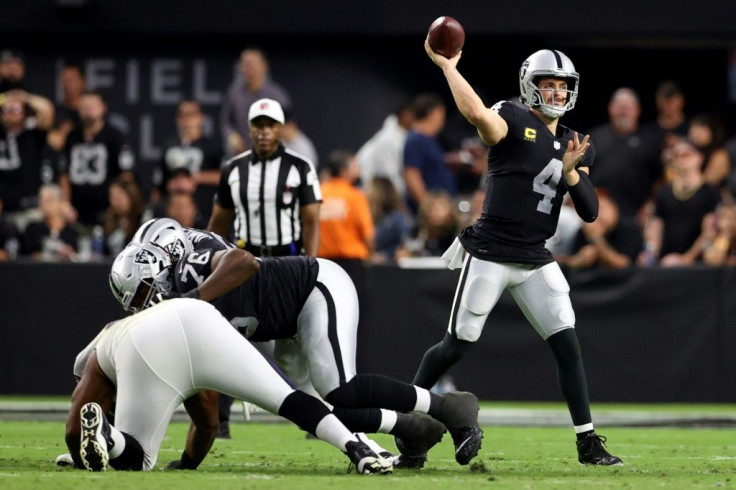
<box><xmin>427</xmin><ymin>16</ymin><xmax>465</xmax><ymax>58</ymax></box>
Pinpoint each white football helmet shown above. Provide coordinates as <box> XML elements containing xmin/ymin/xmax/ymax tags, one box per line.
<box><xmin>519</xmin><ymin>49</ymin><xmax>579</xmax><ymax>119</ymax></box>
<box><xmin>131</xmin><ymin>218</ymin><xmax>192</xmax><ymax>264</ymax></box>
<box><xmin>109</xmin><ymin>243</ymin><xmax>173</xmax><ymax>312</ymax></box>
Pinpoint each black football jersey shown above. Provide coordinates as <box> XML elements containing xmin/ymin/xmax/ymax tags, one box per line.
<box><xmin>459</xmin><ymin>99</ymin><xmax>596</xmax><ymax>265</ymax></box>
<box><xmin>183</xmin><ymin>227</ymin><xmax>234</xmax><ymax>252</ymax></box>
<box><xmin>155</xmin><ymin>136</ymin><xmax>223</xmax><ymax>218</ymax></box>
<box><xmin>61</xmin><ymin>123</ymin><xmax>135</xmax><ymax>225</ymax></box>
<box><xmin>0</xmin><ymin>127</ymin><xmax>52</xmax><ymax>211</ymax></box>
<box><xmin>173</xmin><ymin>244</ymin><xmax>319</xmax><ymax>342</ymax></box>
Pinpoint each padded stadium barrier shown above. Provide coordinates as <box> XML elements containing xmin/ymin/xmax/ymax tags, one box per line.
<box><xmin>1</xmin><ymin>262</ymin><xmax>734</xmax><ymax>402</ymax></box>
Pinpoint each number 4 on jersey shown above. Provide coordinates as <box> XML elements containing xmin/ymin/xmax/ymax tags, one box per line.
<box><xmin>532</xmin><ymin>158</ymin><xmax>563</xmax><ymax>214</ymax></box>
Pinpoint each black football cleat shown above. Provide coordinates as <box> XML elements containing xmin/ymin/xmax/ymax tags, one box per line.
<box><xmin>79</xmin><ymin>402</ymin><xmax>114</xmax><ymax>471</ymax></box>
<box><xmin>430</xmin><ymin>391</ymin><xmax>483</xmax><ymax>465</ymax></box>
<box><xmin>393</xmin><ymin>412</ymin><xmax>447</xmax><ymax>469</ymax></box>
<box><xmin>345</xmin><ymin>440</ymin><xmax>393</xmax><ymax>475</ymax></box>
<box><xmin>577</xmin><ymin>433</ymin><xmax>623</xmax><ymax>466</ymax></box>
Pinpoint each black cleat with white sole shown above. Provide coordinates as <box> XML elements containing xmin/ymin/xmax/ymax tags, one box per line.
<box><xmin>79</xmin><ymin>402</ymin><xmax>114</xmax><ymax>472</ymax></box>
<box><xmin>345</xmin><ymin>439</ymin><xmax>393</xmax><ymax>475</ymax></box>
<box><xmin>577</xmin><ymin>433</ymin><xmax>623</xmax><ymax>466</ymax></box>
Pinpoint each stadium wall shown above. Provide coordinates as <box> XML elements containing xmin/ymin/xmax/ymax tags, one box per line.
<box><xmin>1</xmin><ymin>263</ymin><xmax>734</xmax><ymax>403</ymax></box>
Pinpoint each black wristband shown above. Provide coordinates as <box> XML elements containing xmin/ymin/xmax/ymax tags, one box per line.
<box><xmin>568</xmin><ymin>171</ymin><xmax>599</xmax><ymax>222</ymax></box>
<box><xmin>179</xmin><ymin>450</ymin><xmax>199</xmax><ymax>470</ymax></box>
<box><xmin>183</xmin><ymin>288</ymin><xmax>200</xmax><ymax>300</ymax></box>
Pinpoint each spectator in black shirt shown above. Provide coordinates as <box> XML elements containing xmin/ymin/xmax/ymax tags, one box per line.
<box><xmin>0</xmin><ymin>90</ymin><xmax>56</xmax><ymax>227</ymax></box>
<box><xmin>53</xmin><ymin>62</ymin><xmax>85</xmax><ymax>149</ymax></box>
<box><xmin>153</xmin><ymin>100</ymin><xmax>222</xmax><ymax>222</ymax></box>
<box><xmin>640</xmin><ymin>138</ymin><xmax>720</xmax><ymax>266</ymax></box>
<box><xmin>588</xmin><ymin>88</ymin><xmax>662</xmax><ymax>221</ymax></box>
<box><xmin>641</xmin><ymin>80</ymin><xmax>689</xmax><ymax>152</ymax></box>
<box><xmin>60</xmin><ymin>90</ymin><xmax>135</xmax><ymax>230</ymax></box>
<box><xmin>22</xmin><ymin>184</ymin><xmax>78</xmax><ymax>261</ymax></box>
<box><xmin>687</xmin><ymin>114</ymin><xmax>731</xmax><ymax>190</ymax></box>
<box><xmin>558</xmin><ymin>190</ymin><xmax>642</xmax><ymax>269</ymax></box>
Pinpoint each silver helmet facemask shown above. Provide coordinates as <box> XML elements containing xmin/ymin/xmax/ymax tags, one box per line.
<box><xmin>519</xmin><ymin>49</ymin><xmax>579</xmax><ymax>119</ymax></box>
<box><xmin>109</xmin><ymin>243</ymin><xmax>174</xmax><ymax>312</ymax></box>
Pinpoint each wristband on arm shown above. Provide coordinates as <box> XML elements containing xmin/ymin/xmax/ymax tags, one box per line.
<box><xmin>568</xmin><ymin>171</ymin><xmax>599</xmax><ymax>222</ymax></box>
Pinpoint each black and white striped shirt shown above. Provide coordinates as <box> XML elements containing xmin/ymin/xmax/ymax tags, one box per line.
<box><xmin>215</xmin><ymin>144</ymin><xmax>322</xmax><ymax>247</ymax></box>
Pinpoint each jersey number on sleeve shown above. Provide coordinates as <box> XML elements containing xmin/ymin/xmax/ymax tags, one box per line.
<box><xmin>532</xmin><ymin>158</ymin><xmax>563</xmax><ymax>214</ymax></box>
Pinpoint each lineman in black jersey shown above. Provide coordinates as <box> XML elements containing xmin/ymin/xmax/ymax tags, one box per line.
<box><xmin>159</xmin><ymin>243</ymin><xmax>482</xmax><ymax>468</ymax></box>
<box><xmin>414</xmin><ymin>42</ymin><xmax>622</xmax><ymax>466</ymax></box>
<box><xmin>126</xmin><ymin>218</ymin><xmax>481</xmax><ymax>468</ymax></box>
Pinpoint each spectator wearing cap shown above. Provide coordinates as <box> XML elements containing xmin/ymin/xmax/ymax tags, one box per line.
<box><xmin>208</xmin><ymin>97</ymin><xmax>321</xmax><ymax>439</ymax></box>
<box><xmin>220</xmin><ymin>48</ymin><xmax>292</xmax><ymax>156</ymax></box>
<box><xmin>639</xmin><ymin>138</ymin><xmax>721</xmax><ymax>267</ymax></box>
<box><xmin>152</xmin><ymin>100</ymin><xmax>223</xmax><ymax>222</ymax></box>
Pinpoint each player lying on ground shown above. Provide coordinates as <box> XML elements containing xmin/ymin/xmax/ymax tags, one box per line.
<box><xmin>65</xmin><ymin>248</ymin><xmax>393</xmax><ymax>474</ymax></box>
<box><xmin>115</xmin><ymin>220</ymin><xmax>483</xmax><ymax>468</ymax></box>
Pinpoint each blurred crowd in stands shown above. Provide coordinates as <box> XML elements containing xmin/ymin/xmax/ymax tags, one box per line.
<box><xmin>2</xmin><ymin>46</ymin><xmax>736</xmax><ymax>269</ymax></box>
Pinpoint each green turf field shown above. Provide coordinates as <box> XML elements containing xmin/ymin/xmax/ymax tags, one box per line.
<box><xmin>1</xmin><ymin>418</ymin><xmax>735</xmax><ymax>489</ymax></box>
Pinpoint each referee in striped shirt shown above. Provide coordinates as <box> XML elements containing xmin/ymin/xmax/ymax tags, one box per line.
<box><xmin>207</xmin><ymin>98</ymin><xmax>321</xmax><ymax>438</ymax></box>
<box><xmin>208</xmin><ymin>98</ymin><xmax>322</xmax><ymax>257</ymax></box>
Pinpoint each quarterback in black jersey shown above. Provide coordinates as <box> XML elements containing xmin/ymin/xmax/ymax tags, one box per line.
<box><xmin>412</xmin><ymin>41</ymin><xmax>622</xmax><ymax>466</ymax></box>
<box><xmin>119</xmin><ymin>218</ymin><xmax>483</xmax><ymax>469</ymax></box>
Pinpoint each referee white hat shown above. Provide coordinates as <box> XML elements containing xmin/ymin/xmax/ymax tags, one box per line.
<box><xmin>248</xmin><ymin>98</ymin><xmax>285</xmax><ymax>124</ymax></box>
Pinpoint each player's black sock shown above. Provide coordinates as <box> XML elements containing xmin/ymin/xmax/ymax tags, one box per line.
<box><xmin>389</xmin><ymin>413</ymin><xmax>419</xmax><ymax>438</ymax></box>
<box><xmin>546</xmin><ymin>328</ymin><xmax>592</xmax><ymax>426</ymax></box>
<box><xmin>324</xmin><ymin>373</ymin><xmax>417</xmax><ymax>411</ymax></box>
<box><xmin>278</xmin><ymin>391</ymin><xmax>332</xmax><ymax>435</ymax></box>
<box><xmin>412</xmin><ymin>333</ymin><xmax>473</xmax><ymax>389</ymax></box>
<box><xmin>330</xmin><ymin>407</ymin><xmax>383</xmax><ymax>433</ymax></box>
<box><xmin>108</xmin><ymin>432</ymin><xmax>144</xmax><ymax>471</ymax></box>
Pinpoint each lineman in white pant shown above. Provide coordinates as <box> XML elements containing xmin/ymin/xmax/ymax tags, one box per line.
<box><xmin>65</xmin><ymin>298</ymin><xmax>392</xmax><ymax>474</ymax></box>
